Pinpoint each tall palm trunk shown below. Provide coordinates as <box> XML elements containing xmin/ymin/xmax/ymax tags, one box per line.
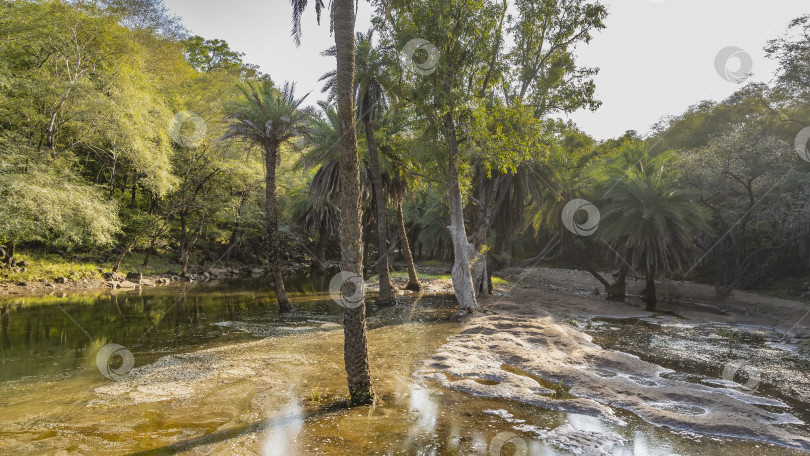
<box><xmin>645</xmin><ymin>270</ymin><xmax>657</xmax><ymax>311</ymax></box>
<box><xmin>363</xmin><ymin>106</ymin><xmax>395</xmax><ymax>303</ymax></box>
<box><xmin>444</xmin><ymin>112</ymin><xmax>479</xmax><ymax>313</ymax></box>
<box><xmin>265</xmin><ymin>144</ymin><xmax>292</xmax><ymax>313</ymax></box>
<box><xmin>395</xmin><ymin>197</ymin><xmax>422</xmax><ymax>291</ymax></box>
<box><xmin>335</xmin><ymin>0</ymin><xmax>374</xmax><ymax>406</ymax></box>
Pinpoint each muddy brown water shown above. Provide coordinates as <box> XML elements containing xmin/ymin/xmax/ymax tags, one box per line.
<box><xmin>0</xmin><ymin>274</ymin><xmax>807</xmax><ymax>455</ymax></box>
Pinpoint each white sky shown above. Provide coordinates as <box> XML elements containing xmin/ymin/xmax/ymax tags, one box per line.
<box><xmin>163</xmin><ymin>0</ymin><xmax>809</xmax><ymax>141</ymax></box>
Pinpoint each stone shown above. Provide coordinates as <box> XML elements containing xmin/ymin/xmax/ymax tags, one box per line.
<box><xmin>126</xmin><ymin>271</ymin><xmax>143</xmax><ymax>283</ymax></box>
<box><xmin>118</xmin><ymin>280</ymin><xmax>138</xmax><ymax>289</ymax></box>
<box><xmin>103</xmin><ymin>271</ymin><xmax>124</xmax><ymax>281</ymax></box>
<box><xmin>55</xmin><ymin>277</ymin><xmax>68</xmax><ymax>284</ymax></box>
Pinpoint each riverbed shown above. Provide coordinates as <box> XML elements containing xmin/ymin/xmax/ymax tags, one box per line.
<box><xmin>1</xmin><ymin>270</ymin><xmax>808</xmax><ymax>455</ymax></box>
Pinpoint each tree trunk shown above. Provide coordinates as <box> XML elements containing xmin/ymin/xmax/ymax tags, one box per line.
<box><xmin>364</xmin><ymin>112</ymin><xmax>395</xmax><ymax>303</ymax></box>
<box><xmin>335</xmin><ymin>0</ymin><xmax>374</xmax><ymax>406</ymax></box>
<box><xmin>109</xmin><ymin>150</ymin><xmax>117</xmax><ymax>201</ymax></box>
<box><xmin>584</xmin><ymin>264</ymin><xmax>626</xmax><ymax>301</ymax></box>
<box><xmin>3</xmin><ymin>241</ymin><xmax>15</xmax><ymax>265</ymax></box>
<box><xmin>444</xmin><ymin>112</ymin><xmax>479</xmax><ymax>314</ymax></box>
<box><xmin>265</xmin><ymin>144</ymin><xmax>292</xmax><ymax>313</ymax></box>
<box><xmin>645</xmin><ymin>271</ymin><xmax>657</xmax><ymax>311</ymax></box>
<box><xmin>143</xmin><ymin>239</ymin><xmax>155</xmax><ymax>267</ymax></box>
<box><xmin>314</xmin><ymin>225</ymin><xmax>328</xmax><ymax>271</ymax></box>
<box><xmin>181</xmin><ymin>220</ymin><xmax>206</xmax><ymax>275</ymax></box>
<box><xmin>130</xmin><ymin>172</ymin><xmax>138</xmax><ymax>207</ymax></box>
<box><xmin>395</xmin><ymin>198</ymin><xmax>421</xmax><ymax>291</ymax></box>
<box><xmin>219</xmin><ymin>224</ymin><xmax>241</xmax><ymax>263</ymax></box>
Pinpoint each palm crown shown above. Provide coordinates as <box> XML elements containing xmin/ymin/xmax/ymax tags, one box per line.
<box><xmin>222</xmin><ymin>79</ymin><xmax>312</xmax><ymax>154</ymax></box>
<box><xmin>597</xmin><ymin>148</ymin><xmax>711</xmax><ymax>277</ymax></box>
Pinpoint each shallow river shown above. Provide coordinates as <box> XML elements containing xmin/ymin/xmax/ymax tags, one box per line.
<box><xmin>0</xmin><ymin>274</ymin><xmax>805</xmax><ymax>455</ymax></box>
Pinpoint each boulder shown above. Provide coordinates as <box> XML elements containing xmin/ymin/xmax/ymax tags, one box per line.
<box><xmin>103</xmin><ymin>271</ymin><xmax>124</xmax><ymax>282</ymax></box>
<box><xmin>118</xmin><ymin>280</ymin><xmax>138</xmax><ymax>289</ymax></box>
<box><xmin>54</xmin><ymin>277</ymin><xmax>68</xmax><ymax>284</ymax></box>
<box><xmin>126</xmin><ymin>271</ymin><xmax>143</xmax><ymax>283</ymax></box>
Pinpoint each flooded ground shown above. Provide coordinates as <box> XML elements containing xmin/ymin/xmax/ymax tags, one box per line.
<box><xmin>1</xmin><ymin>270</ymin><xmax>809</xmax><ymax>455</ymax></box>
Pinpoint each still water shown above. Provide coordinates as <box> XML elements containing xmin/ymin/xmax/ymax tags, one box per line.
<box><xmin>0</xmin><ymin>273</ymin><xmax>805</xmax><ymax>455</ymax></box>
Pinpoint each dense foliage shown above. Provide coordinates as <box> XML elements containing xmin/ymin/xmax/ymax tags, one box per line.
<box><xmin>1</xmin><ymin>0</ymin><xmax>808</xmax><ymax>303</ymax></box>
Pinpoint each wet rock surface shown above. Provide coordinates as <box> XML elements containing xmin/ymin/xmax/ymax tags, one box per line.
<box><xmin>417</xmin><ymin>280</ymin><xmax>810</xmax><ymax>452</ymax></box>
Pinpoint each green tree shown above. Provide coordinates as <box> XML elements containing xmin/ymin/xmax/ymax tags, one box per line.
<box><xmin>222</xmin><ymin>79</ymin><xmax>312</xmax><ymax>313</ymax></box>
<box><xmin>184</xmin><ymin>35</ymin><xmax>259</xmax><ymax>78</ymax></box>
<box><xmin>0</xmin><ymin>141</ymin><xmax>120</xmax><ymax>263</ymax></box>
<box><xmin>598</xmin><ymin>145</ymin><xmax>710</xmax><ymax>311</ymax></box>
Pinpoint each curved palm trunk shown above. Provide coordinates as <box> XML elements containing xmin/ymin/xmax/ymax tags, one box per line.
<box><xmin>335</xmin><ymin>0</ymin><xmax>374</xmax><ymax>406</ymax></box>
<box><xmin>395</xmin><ymin>197</ymin><xmax>422</xmax><ymax>291</ymax></box>
<box><xmin>444</xmin><ymin>112</ymin><xmax>479</xmax><ymax>314</ymax></box>
<box><xmin>364</xmin><ymin>111</ymin><xmax>395</xmax><ymax>303</ymax></box>
<box><xmin>265</xmin><ymin>145</ymin><xmax>292</xmax><ymax>313</ymax></box>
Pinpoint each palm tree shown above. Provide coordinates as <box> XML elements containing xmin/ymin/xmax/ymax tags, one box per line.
<box><xmin>222</xmin><ymin>79</ymin><xmax>312</xmax><ymax>313</ymax></box>
<box><xmin>320</xmin><ymin>30</ymin><xmax>397</xmax><ymax>304</ymax></box>
<box><xmin>298</xmin><ymin>104</ymin><xmax>371</xmax><ymax>261</ymax></box>
<box><xmin>290</xmin><ymin>0</ymin><xmax>374</xmax><ymax>406</ymax></box>
<box><xmin>598</xmin><ymin>149</ymin><xmax>711</xmax><ymax>311</ymax></box>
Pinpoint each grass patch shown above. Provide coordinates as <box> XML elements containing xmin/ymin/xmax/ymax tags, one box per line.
<box><xmin>0</xmin><ymin>251</ymin><xmax>178</xmax><ymax>284</ymax></box>
<box><xmin>369</xmin><ymin>270</ymin><xmax>451</xmax><ymax>282</ymax></box>
<box><xmin>417</xmin><ymin>259</ymin><xmax>445</xmax><ymax>267</ymax></box>
<box><xmin>0</xmin><ymin>252</ymin><xmax>101</xmax><ymax>284</ymax></box>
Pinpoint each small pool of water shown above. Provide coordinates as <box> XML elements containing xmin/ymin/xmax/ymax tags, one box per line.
<box><xmin>0</xmin><ymin>275</ymin><xmax>806</xmax><ymax>455</ymax></box>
